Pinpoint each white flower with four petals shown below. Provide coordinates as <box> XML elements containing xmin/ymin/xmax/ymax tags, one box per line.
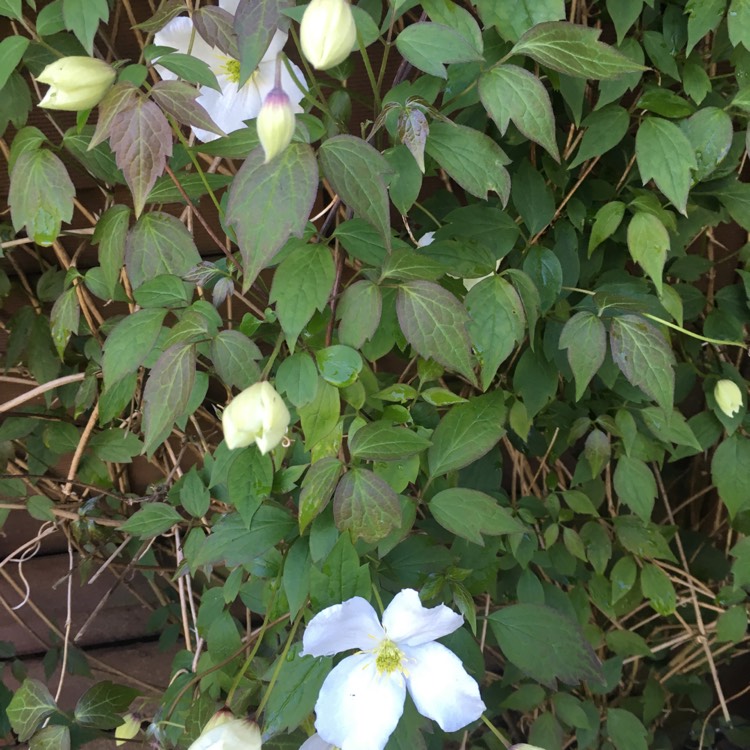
<box><xmin>154</xmin><ymin>0</ymin><xmax>306</xmax><ymax>142</ymax></box>
<box><xmin>301</xmin><ymin>589</ymin><xmax>486</xmax><ymax>750</ymax></box>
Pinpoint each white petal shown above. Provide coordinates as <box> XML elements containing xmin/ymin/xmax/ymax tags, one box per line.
<box><xmin>219</xmin><ymin>0</ymin><xmax>240</xmax><ymax>14</ymax></box>
<box><xmin>301</xmin><ymin>597</ymin><xmax>384</xmax><ymax>657</ymax></box>
<box><xmin>299</xmin><ymin>734</ymin><xmax>336</xmax><ymax>750</ymax></box>
<box><xmin>263</xmin><ymin>29</ymin><xmax>289</xmax><ymax>61</ymax></box>
<box><xmin>314</xmin><ymin>653</ymin><xmax>405</xmax><ymax>750</ymax></box>
<box><xmin>382</xmin><ymin>589</ymin><xmax>463</xmax><ymax>646</ymax></box>
<box><xmin>278</xmin><ymin>60</ymin><xmax>308</xmax><ymax>111</ymax></box>
<box><xmin>154</xmin><ymin>17</ymin><xmax>221</xmax><ymax>68</ymax></box>
<box><xmin>194</xmin><ymin>81</ymin><xmax>261</xmax><ymax>140</ymax></box>
<box><xmin>403</xmin><ymin>642</ymin><xmax>485</xmax><ymax>732</ymax></box>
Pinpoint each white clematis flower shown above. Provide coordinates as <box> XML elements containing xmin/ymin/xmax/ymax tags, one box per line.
<box><xmin>154</xmin><ymin>0</ymin><xmax>306</xmax><ymax>142</ymax></box>
<box><xmin>222</xmin><ymin>381</ymin><xmax>291</xmax><ymax>454</ymax></box>
<box><xmin>301</xmin><ymin>589</ymin><xmax>486</xmax><ymax>750</ymax></box>
<box><xmin>186</xmin><ymin>709</ymin><xmax>261</xmax><ymax>750</ymax></box>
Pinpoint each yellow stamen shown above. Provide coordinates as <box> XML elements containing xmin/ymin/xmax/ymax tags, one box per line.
<box><xmin>374</xmin><ymin>639</ymin><xmax>405</xmax><ymax>675</ymax></box>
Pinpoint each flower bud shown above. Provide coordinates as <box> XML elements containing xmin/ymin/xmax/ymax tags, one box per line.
<box><xmin>115</xmin><ymin>713</ymin><xmax>140</xmax><ymax>746</ymax></box>
<box><xmin>257</xmin><ymin>87</ymin><xmax>296</xmax><ymax>163</ymax></box>
<box><xmin>300</xmin><ymin>0</ymin><xmax>357</xmax><ymax>70</ymax></box>
<box><xmin>187</xmin><ymin>711</ymin><xmax>261</xmax><ymax>750</ymax></box>
<box><xmin>37</xmin><ymin>56</ymin><xmax>116</xmax><ymax>111</ymax></box>
<box><xmin>714</xmin><ymin>379</ymin><xmax>743</xmax><ymax>418</ymax></box>
<box><xmin>222</xmin><ymin>381</ymin><xmax>290</xmax><ymax>454</ymax></box>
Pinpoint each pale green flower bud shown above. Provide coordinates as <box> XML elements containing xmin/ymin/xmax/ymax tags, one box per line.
<box><xmin>257</xmin><ymin>87</ymin><xmax>296</xmax><ymax>163</ymax></box>
<box><xmin>714</xmin><ymin>379</ymin><xmax>743</xmax><ymax>418</ymax></box>
<box><xmin>300</xmin><ymin>0</ymin><xmax>357</xmax><ymax>70</ymax></box>
<box><xmin>222</xmin><ymin>381</ymin><xmax>290</xmax><ymax>454</ymax></box>
<box><xmin>187</xmin><ymin>710</ymin><xmax>261</xmax><ymax>750</ymax></box>
<box><xmin>37</xmin><ymin>56</ymin><xmax>116</xmax><ymax>111</ymax></box>
<box><xmin>115</xmin><ymin>713</ymin><xmax>140</xmax><ymax>746</ymax></box>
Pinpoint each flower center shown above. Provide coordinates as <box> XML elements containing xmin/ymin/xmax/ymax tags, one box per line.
<box><xmin>220</xmin><ymin>58</ymin><xmax>242</xmax><ymax>84</ymax></box>
<box><xmin>374</xmin><ymin>639</ymin><xmax>405</xmax><ymax>675</ymax></box>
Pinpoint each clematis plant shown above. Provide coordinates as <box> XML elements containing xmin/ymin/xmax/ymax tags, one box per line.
<box><xmin>300</xmin><ymin>589</ymin><xmax>485</xmax><ymax>750</ymax></box>
<box><xmin>153</xmin><ymin>0</ymin><xmax>306</xmax><ymax>142</ymax></box>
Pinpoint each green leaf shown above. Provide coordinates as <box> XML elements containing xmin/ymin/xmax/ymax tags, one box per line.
<box><xmin>728</xmin><ymin>0</ymin><xmax>750</xmax><ymax>49</ymax></box>
<box><xmin>153</xmin><ymin>52</ymin><xmax>221</xmax><ymax>91</ymax></box>
<box><xmin>50</xmin><ymin>286</ymin><xmax>79</xmax><ymax>359</ymax></box>
<box><xmin>29</xmin><ymin>725</ymin><xmax>70</xmax><ymax>750</ymax></box>
<box><xmin>316</xmin><ymin>345</ymin><xmax>363</xmax><ymax>388</ymax></box>
<box><xmin>425</xmin><ymin>120</ymin><xmax>510</xmax><ymax>204</ymax></box>
<box><xmin>474</xmin><ymin>0</ymin><xmax>565</xmax><ymax>42</ymax></box>
<box><xmin>613</xmin><ymin>456</ymin><xmax>656</xmax><ymax>522</ymax></box>
<box><xmin>228</xmin><ymin>447</ymin><xmax>273</xmax><ymax>526</ymax></box>
<box><xmin>711</xmin><ymin>434</ymin><xmax>750</xmax><ymax>518</ymax></box>
<box><xmin>428</xmin><ymin>391</ymin><xmax>506</xmax><ymax>476</ymax></box>
<box><xmin>119</xmin><ymin>502</ymin><xmax>182</xmax><ymax>538</ymax></box>
<box><xmin>0</xmin><ymin>35</ymin><xmax>28</xmax><ymax>90</ymax></box>
<box><xmin>142</xmin><ymin>343</ymin><xmax>196</xmax><ymax>454</ymax></box>
<box><xmin>87</xmin><ymin>430</ymin><xmax>144</xmax><ymax>462</ymax></box>
<box><xmin>716</xmin><ymin>605</ymin><xmax>748</xmax><ymax>643</ymax></box>
<box><xmin>7</xmin><ymin>679</ymin><xmax>57</xmax><ymax>741</ymax></box>
<box><xmin>299</xmin><ymin>457</ymin><xmax>343</xmax><ymax>532</ymax></box>
<box><xmin>333</xmin><ymin>468</ymin><xmax>401</xmax><ymax>543</ymax></box>
<box><xmin>686</xmin><ymin>0</ymin><xmax>725</xmax><ymax>55</ymax></box>
<box><xmin>318</xmin><ymin>135</ymin><xmax>392</xmax><ymax>244</ymax></box>
<box><xmin>569</xmin><ymin>105</ymin><xmax>630</xmax><ymax>169</ymax></box>
<box><xmin>263</xmin><ymin>644</ymin><xmax>331</xmax><ymax>735</ymax></box>
<box><xmin>0</xmin><ymin>0</ymin><xmax>22</xmax><ymax>20</ymax></box>
<box><xmin>125</xmin><ymin>211</ymin><xmax>201</xmax><ymax>289</ymax></box>
<box><xmin>489</xmin><ymin>604</ymin><xmax>604</xmax><ymax>687</ymax></box>
<box><xmin>226</xmin><ymin>143</ymin><xmax>318</xmax><ymax>291</ymax></box>
<box><xmin>270</xmin><ymin>243</ymin><xmax>335</xmax><ymax>349</ymax></box>
<box><xmin>640</xmin><ymin>563</ymin><xmax>676</xmax><ymax>615</ymax></box>
<box><xmin>337</xmin><ymin>280</ymin><xmax>382</xmax><ymax>349</ymax></box>
<box><xmin>559</xmin><ymin>311</ymin><xmax>606</xmax><ymax>400</ymax></box>
<box><xmin>627</xmin><ymin>212</ymin><xmax>669</xmax><ymax>295</ymax></box>
<box><xmin>133</xmin><ymin>274</ymin><xmax>191</xmax><ymax>309</ymax></box>
<box><xmin>9</xmin><ymin>149</ymin><xmax>74</xmax><ymax>246</ymax></box>
<box><xmin>588</xmin><ymin>201</ymin><xmax>625</xmax><ymax>255</ymax></box>
<box><xmin>211</xmin><ymin>329</ymin><xmax>261</xmax><ymax>390</ymax></box>
<box><xmin>91</xmin><ymin>204</ymin><xmax>130</xmax><ymax>298</ymax></box>
<box><xmin>27</xmin><ymin>495</ymin><xmax>55</xmax><ymax>522</ymax></box>
<box><xmin>150</xmin><ymin>80</ymin><xmax>224</xmax><ymax>137</ymax></box>
<box><xmin>479</xmin><ymin>64</ymin><xmax>560</xmax><ymax>161</ymax></box>
<box><xmin>635</xmin><ymin>117</ymin><xmax>696</xmax><ymax>216</ymax></box>
<box><xmin>178</xmin><ymin>467</ymin><xmax>210</xmax><ymax>517</ymax></box>
<box><xmin>395</xmin><ymin>22</ymin><xmax>482</xmax><ymax>78</ymax></box>
<box><xmin>233</xmin><ymin>0</ymin><xmax>292</xmax><ymax>87</ymax></box>
<box><xmin>103</xmin><ymin>308</ymin><xmax>166</xmax><ymax>388</ymax></box>
<box><xmin>309</xmin><ymin>531</ymin><xmax>370</xmax><ymax>608</ymax></box>
<box><xmin>607</xmin><ymin>708</ymin><xmax>648</xmax><ymax>750</ymax></box>
<box><xmin>276</xmin><ymin>351</ymin><xmax>319</xmax><ymax>408</ymax></box>
<box><xmin>609</xmin><ymin>314</ymin><xmax>675</xmax><ymax>410</ymax></box>
<box><xmin>109</xmin><ymin>98</ymin><xmax>173</xmax><ymax>218</ymax></box>
<box><xmin>74</xmin><ymin>681</ymin><xmax>139</xmax><ymax>729</ymax></box>
<box><xmin>396</xmin><ymin>280</ymin><xmax>476</xmax><ymax>385</ymax></box>
<box><xmin>511</xmin><ymin>22</ymin><xmax>647</xmax><ymax>79</ymax></box>
<box><xmin>679</xmin><ymin>106</ymin><xmax>734</xmax><ymax>182</ymax></box>
<box><xmin>610</xmin><ymin>556</ymin><xmax>637</xmax><ymax>605</ymax></box>
<box><xmin>349</xmin><ymin>422</ymin><xmax>431</xmax><ymax>461</ymax></box>
<box><xmin>430</xmin><ymin>488</ymin><xmax>525</xmax><ymax>545</ymax></box>
<box><xmin>466</xmin><ymin>275</ymin><xmax>525</xmax><ymax>391</ymax></box>
<box><xmin>606</xmin><ymin>0</ymin><xmax>643</xmax><ymax>45</ymax></box>
<box><xmin>62</xmin><ymin>0</ymin><xmax>108</xmax><ymax>53</ymax></box>
<box><xmin>299</xmin><ymin>379</ymin><xmax>340</xmax><ymax>450</ymax></box>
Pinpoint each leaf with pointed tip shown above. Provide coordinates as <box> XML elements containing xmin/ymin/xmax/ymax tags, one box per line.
<box><xmin>234</xmin><ymin>0</ymin><xmax>293</xmax><ymax>87</ymax></box>
<box><xmin>425</xmin><ymin>121</ymin><xmax>510</xmax><ymax>204</ymax></box>
<box><xmin>74</xmin><ymin>681</ymin><xmax>140</xmax><ymax>729</ymax></box>
<box><xmin>6</xmin><ymin>679</ymin><xmax>57</xmax><ymax>742</ymax></box>
<box><xmin>609</xmin><ymin>314</ymin><xmax>675</xmax><ymax>410</ymax></box>
<box><xmin>712</xmin><ymin>434</ymin><xmax>750</xmax><ymax>518</ymax></box>
<box><xmin>193</xmin><ymin>5</ymin><xmax>238</xmax><ymax>57</ymax></box>
<box><xmin>9</xmin><ymin>149</ymin><xmax>74</xmax><ymax>247</ymax></box>
<box><xmin>635</xmin><ymin>117</ymin><xmax>696</xmax><ymax>216</ymax></box>
<box><xmin>318</xmin><ymin>135</ymin><xmax>392</xmax><ymax>244</ymax></box>
<box><xmin>395</xmin><ymin>22</ymin><xmax>482</xmax><ymax>78</ymax></box>
<box><xmin>299</xmin><ymin>457</ymin><xmax>342</xmax><ymax>532</ymax></box>
<box><xmin>134</xmin><ymin>0</ymin><xmax>185</xmax><ymax>32</ymax></box>
<box><xmin>398</xmin><ymin>106</ymin><xmax>428</xmax><ymax>172</ymax></box>
<box><xmin>511</xmin><ymin>22</ymin><xmax>647</xmax><ymax>79</ymax></box>
<box><xmin>479</xmin><ymin>64</ymin><xmax>560</xmax><ymax>162</ymax></box>
<box><xmin>396</xmin><ymin>280</ymin><xmax>476</xmax><ymax>385</ymax></box>
<box><xmin>29</xmin><ymin>725</ymin><xmax>71</xmax><ymax>750</ymax></box>
<box><xmin>150</xmin><ymin>81</ymin><xmax>224</xmax><ymax>137</ymax></box>
<box><xmin>109</xmin><ymin>98</ymin><xmax>173</xmax><ymax>217</ymax></box>
<box><xmin>89</xmin><ymin>83</ymin><xmax>140</xmax><ymax>149</ymax></box>
<box><xmin>211</xmin><ymin>329</ymin><xmax>262</xmax><ymax>390</ymax></box>
<box><xmin>142</xmin><ymin>342</ymin><xmax>196</xmax><ymax>454</ymax></box>
<box><xmin>50</xmin><ymin>287</ymin><xmax>79</xmax><ymax>359</ymax></box>
<box><xmin>62</xmin><ymin>0</ymin><xmax>109</xmax><ymax>54</ymax></box>
<box><xmin>559</xmin><ymin>311</ymin><xmax>606</xmax><ymax>401</ymax></box>
<box><xmin>333</xmin><ymin>468</ymin><xmax>401</xmax><ymax>543</ymax></box>
<box><xmin>226</xmin><ymin>143</ymin><xmax>318</xmax><ymax>291</ymax></box>
<box><xmin>125</xmin><ymin>212</ymin><xmax>201</xmax><ymax>289</ymax></box>
<box><xmin>0</xmin><ymin>35</ymin><xmax>28</xmax><ymax>90</ymax></box>
<box><xmin>627</xmin><ymin>212</ymin><xmax>669</xmax><ymax>295</ymax></box>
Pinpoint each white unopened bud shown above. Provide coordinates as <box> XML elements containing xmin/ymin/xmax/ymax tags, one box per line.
<box><xmin>300</xmin><ymin>0</ymin><xmax>357</xmax><ymax>70</ymax></box>
<box><xmin>257</xmin><ymin>87</ymin><xmax>295</xmax><ymax>163</ymax></box>
<box><xmin>222</xmin><ymin>381</ymin><xmax>290</xmax><ymax>454</ymax></box>
<box><xmin>37</xmin><ymin>56</ymin><xmax>116</xmax><ymax>111</ymax></box>
<box><xmin>115</xmin><ymin>713</ymin><xmax>140</xmax><ymax>746</ymax></box>
<box><xmin>187</xmin><ymin>711</ymin><xmax>261</xmax><ymax>750</ymax></box>
<box><xmin>714</xmin><ymin>379</ymin><xmax>743</xmax><ymax>418</ymax></box>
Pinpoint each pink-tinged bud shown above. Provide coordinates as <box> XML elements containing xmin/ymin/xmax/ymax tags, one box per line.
<box><xmin>257</xmin><ymin>87</ymin><xmax>296</xmax><ymax>163</ymax></box>
<box><xmin>300</xmin><ymin>0</ymin><xmax>357</xmax><ymax>70</ymax></box>
<box><xmin>37</xmin><ymin>56</ymin><xmax>116</xmax><ymax>111</ymax></box>
<box><xmin>187</xmin><ymin>711</ymin><xmax>261</xmax><ymax>750</ymax></box>
<box><xmin>115</xmin><ymin>713</ymin><xmax>140</xmax><ymax>746</ymax></box>
<box><xmin>714</xmin><ymin>379</ymin><xmax>743</xmax><ymax>418</ymax></box>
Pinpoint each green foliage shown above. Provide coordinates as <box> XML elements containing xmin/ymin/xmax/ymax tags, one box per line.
<box><xmin>3</xmin><ymin>1</ymin><xmax>750</xmax><ymax>749</ymax></box>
